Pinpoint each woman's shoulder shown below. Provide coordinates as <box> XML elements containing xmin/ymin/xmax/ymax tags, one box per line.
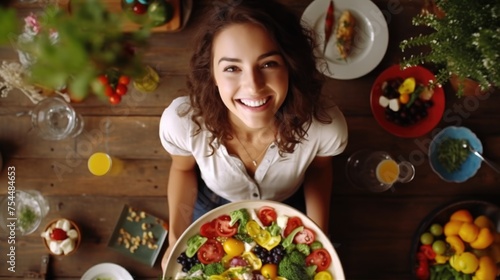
<box><xmin>310</xmin><ymin>104</ymin><xmax>348</xmax><ymax>140</ymax></box>
<box><xmin>162</xmin><ymin>96</ymin><xmax>191</xmax><ymax>120</ymax></box>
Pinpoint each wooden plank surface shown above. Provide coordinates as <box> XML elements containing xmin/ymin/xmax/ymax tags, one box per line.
<box><xmin>0</xmin><ymin>0</ymin><xmax>499</xmax><ymax>279</ymax></box>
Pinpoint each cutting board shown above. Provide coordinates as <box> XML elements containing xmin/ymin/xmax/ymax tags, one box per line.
<box><xmin>56</xmin><ymin>0</ymin><xmax>182</xmax><ymax>32</ymax></box>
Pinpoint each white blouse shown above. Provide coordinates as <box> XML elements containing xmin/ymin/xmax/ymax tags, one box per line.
<box><xmin>159</xmin><ymin>96</ymin><xmax>348</xmax><ymax>202</ymax></box>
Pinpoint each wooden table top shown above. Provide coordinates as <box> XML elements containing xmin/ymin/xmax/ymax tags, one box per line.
<box><xmin>1</xmin><ymin>0</ymin><xmax>499</xmax><ymax>279</ymax></box>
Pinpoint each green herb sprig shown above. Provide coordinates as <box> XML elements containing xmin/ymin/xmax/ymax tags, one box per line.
<box><xmin>18</xmin><ymin>206</ymin><xmax>38</xmax><ymax>231</ymax></box>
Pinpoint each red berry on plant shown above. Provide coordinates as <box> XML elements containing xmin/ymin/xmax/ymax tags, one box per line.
<box><xmin>50</xmin><ymin>228</ymin><xmax>68</xmax><ymax>241</ymax></box>
<box><xmin>109</xmin><ymin>94</ymin><xmax>121</xmax><ymax>105</ymax></box>
<box><xmin>115</xmin><ymin>84</ymin><xmax>128</xmax><ymax>96</ymax></box>
<box><xmin>118</xmin><ymin>75</ymin><xmax>131</xmax><ymax>86</ymax></box>
<box><xmin>104</xmin><ymin>85</ymin><xmax>114</xmax><ymax>97</ymax></box>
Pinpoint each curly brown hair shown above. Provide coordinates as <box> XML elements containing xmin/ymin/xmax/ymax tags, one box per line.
<box><xmin>182</xmin><ymin>0</ymin><xmax>332</xmax><ymax>155</ymax></box>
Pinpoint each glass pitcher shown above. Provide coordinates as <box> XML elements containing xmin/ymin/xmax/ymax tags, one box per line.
<box><xmin>346</xmin><ymin>150</ymin><xmax>415</xmax><ymax>192</ymax></box>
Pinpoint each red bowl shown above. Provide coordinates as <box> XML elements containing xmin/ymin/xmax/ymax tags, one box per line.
<box><xmin>370</xmin><ymin>65</ymin><xmax>445</xmax><ymax>138</ymax></box>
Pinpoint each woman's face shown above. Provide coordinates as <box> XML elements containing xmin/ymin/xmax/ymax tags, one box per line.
<box><xmin>212</xmin><ymin>23</ymin><xmax>289</xmax><ymax>130</ymax></box>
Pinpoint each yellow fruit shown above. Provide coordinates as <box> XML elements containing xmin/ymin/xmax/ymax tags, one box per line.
<box><xmin>314</xmin><ymin>271</ymin><xmax>333</xmax><ymax>280</ymax></box>
<box><xmin>446</xmin><ymin>235</ymin><xmax>465</xmax><ymax>254</ymax></box>
<box><xmin>474</xmin><ymin>215</ymin><xmax>494</xmax><ymax>229</ymax></box>
<box><xmin>449</xmin><ymin>254</ymin><xmax>461</xmax><ymax>271</ymax></box>
<box><xmin>223</xmin><ymin>238</ymin><xmax>245</xmax><ymax>257</ymax></box>
<box><xmin>450</xmin><ymin>209</ymin><xmax>474</xmax><ymax>223</ymax></box>
<box><xmin>261</xmin><ymin>263</ymin><xmax>278</xmax><ymax>279</ymax></box>
<box><xmin>444</xmin><ymin>220</ymin><xmax>464</xmax><ymax>236</ymax></box>
<box><xmin>470</xmin><ymin>227</ymin><xmax>495</xmax><ymax>249</ymax></box>
<box><xmin>457</xmin><ymin>252</ymin><xmax>479</xmax><ymax>274</ymax></box>
<box><xmin>398</xmin><ymin>77</ymin><xmax>416</xmax><ymax>95</ymax></box>
<box><xmin>458</xmin><ymin>222</ymin><xmax>480</xmax><ymax>243</ymax></box>
<box><xmin>474</xmin><ymin>255</ymin><xmax>497</xmax><ymax>280</ymax></box>
<box><xmin>435</xmin><ymin>254</ymin><xmax>450</xmax><ymax>264</ymax></box>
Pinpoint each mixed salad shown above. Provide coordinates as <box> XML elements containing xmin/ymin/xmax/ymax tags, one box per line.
<box><xmin>168</xmin><ymin>206</ymin><xmax>335</xmax><ymax>280</ymax></box>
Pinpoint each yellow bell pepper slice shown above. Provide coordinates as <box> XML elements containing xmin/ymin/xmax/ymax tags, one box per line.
<box><xmin>446</xmin><ymin>235</ymin><xmax>465</xmax><ymax>254</ymax></box>
<box><xmin>245</xmin><ymin>220</ymin><xmax>281</xmax><ymax>251</ymax></box>
<box><xmin>246</xmin><ymin>220</ymin><xmax>262</xmax><ymax>237</ymax></box>
<box><xmin>241</xmin><ymin>251</ymin><xmax>262</xmax><ymax>270</ymax></box>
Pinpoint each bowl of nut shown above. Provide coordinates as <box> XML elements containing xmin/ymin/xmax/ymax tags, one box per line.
<box><xmin>41</xmin><ymin>218</ymin><xmax>81</xmax><ymax>256</ymax></box>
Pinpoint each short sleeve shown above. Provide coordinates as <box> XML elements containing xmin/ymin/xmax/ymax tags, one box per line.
<box><xmin>316</xmin><ymin>105</ymin><xmax>348</xmax><ymax>156</ymax></box>
<box><xmin>159</xmin><ymin>97</ymin><xmax>193</xmax><ymax>156</ymax></box>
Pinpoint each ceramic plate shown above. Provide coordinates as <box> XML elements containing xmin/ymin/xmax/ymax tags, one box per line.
<box><xmin>107</xmin><ymin>205</ymin><xmax>168</xmax><ymax>267</ymax></box>
<box><xmin>429</xmin><ymin>126</ymin><xmax>483</xmax><ymax>183</ymax></box>
<box><xmin>81</xmin><ymin>263</ymin><xmax>134</xmax><ymax>280</ymax></box>
<box><xmin>410</xmin><ymin>200</ymin><xmax>500</xmax><ymax>278</ymax></box>
<box><xmin>370</xmin><ymin>65</ymin><xmax>446</xmax><ymax>138</ymax></box>
<box><xmin>163</xmin><ymin>200</ymin><xmax>345</xmax><ymax>279</ymax></box>
<box><xmin>301</xmin><ymin>0</ymin><xmax>389</xmax><ymax>79</ymax></box>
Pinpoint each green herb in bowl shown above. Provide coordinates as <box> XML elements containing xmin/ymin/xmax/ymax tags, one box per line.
<box><xmin>19</xmin><ymin>206</ymin><xmax>39</xmax><ymax>232</ymax></box>
<box><xmin>437</xmin><ymin>138</ymin><xmax>470</xmax><ymax>173</ymax></box>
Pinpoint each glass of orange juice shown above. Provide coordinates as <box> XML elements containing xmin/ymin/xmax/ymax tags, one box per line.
<box><xmin>346</xmin><ymin>150</ymin><xmax>415</xmax><ymax>192</ymax></box>
<box><xmin>87</xmin><ymin>152</ymin><xmax>124</xmax><ymax>176</ymax></box>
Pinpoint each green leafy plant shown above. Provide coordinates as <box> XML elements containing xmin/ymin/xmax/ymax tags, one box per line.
<box><xmin>0</xmin><ymin>8</ymin><xmax>19</xmax><ymax>44</ymax></box>
<box><xmin>3</xmin><ymin>0</ymin><xmax>151</xmax><ymax>101</ymax></box>
<box><xmin>400</xmin><ymin>0</ymin><xmax>500</xmax><ymax>97</ymax></box>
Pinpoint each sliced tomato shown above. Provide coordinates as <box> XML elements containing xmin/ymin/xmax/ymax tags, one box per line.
<box><xmin>305</xmin><ymin>248</ymin><xmax>332</xmax><ymax>272</ymax></box>
<box><xmin>284</xmin><ymin>216</ymin><xmax>303</xmax><ymax>237</ymax></box>
<box><xmin>294</xmin><ymin>227</ymin><xmax>315</xmax><ymax>245</ymax></box>
<box><xmin>200</xmin><ymin>220</ymin><xmax>218</xmax><ymax>238</ymax></box>
<box><xmin>257</xmin><ymin>206</ymin><xmax>277</xmax><ymax>226</ymax></box>
<box><xmin>197</xmin><ymin>239</ymin><xmax>224</xmax><ymax>264</ymax></box>
<box><xmin>215</xmin><ymin>214</ymin><xmax>237</xmax><ymax>237</ymax></box>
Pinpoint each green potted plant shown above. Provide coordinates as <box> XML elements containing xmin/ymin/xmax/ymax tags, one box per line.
<box><xmin>399</xmin><ymin>0</ymin><xmax>500</xmax><ymax>97</ymax></box>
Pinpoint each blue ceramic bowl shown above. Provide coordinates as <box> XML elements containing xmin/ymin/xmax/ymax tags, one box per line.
<box><xmin>429</xmin><ymin>126</ymin><xmax>483</xmax><ymax>183</ymax></box>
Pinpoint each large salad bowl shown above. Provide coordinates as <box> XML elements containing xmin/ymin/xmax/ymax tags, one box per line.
<box><xmin>163</xmin><ymin>200</ymin><xmax>344</xmax><ymax>279</ymax></box>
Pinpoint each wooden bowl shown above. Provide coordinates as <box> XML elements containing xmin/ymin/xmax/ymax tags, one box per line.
<box><xmin>41</xmin><ymin>218</ymin><xmax>81</xmax><ymax>256</ymax></box>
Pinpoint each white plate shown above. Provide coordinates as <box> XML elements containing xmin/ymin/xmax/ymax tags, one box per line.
<box><xmin>163</xmin><ymin>200</ymin><xmax>345</xmax><ymax>279</ymax></box>
<box><xmin>81</xmin><ymin>263</ymin><xmax>134</xmax><ymax>280</ymax></box>
<box><xmin>301</xmin><ymin>0</ymin><xmax>389</xmax><ymax>80</ymax></box>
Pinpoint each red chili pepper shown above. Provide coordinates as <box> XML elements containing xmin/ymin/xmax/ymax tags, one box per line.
<box><xmin>323</xmin><ymin>0</ymin><xmax>334</xmax><ymax>53</ymax></box>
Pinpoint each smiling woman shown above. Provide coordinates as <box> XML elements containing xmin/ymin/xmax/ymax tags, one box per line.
<box><xmin>158</xmin><ymin>0</ymin><xmax>348</xmax><ymax>273</ymax></box>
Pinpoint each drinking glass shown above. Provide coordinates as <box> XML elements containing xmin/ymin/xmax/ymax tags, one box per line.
<box><xmin>346</xmin><ymin>150</ymin><xmax>415</xmax><ymax>192</ymax></box>
<box><xmin>133</xmin><ymin>65</ymin><xmax>160</xmax><ymax>93</ymax></box>
<box><xmin>30</xmin><ymin>97</ymin><xmax>84</xmax><ymax>140</ymax></box>
<box><xmin>88</xmin><ymin>152</ymin><xmax>124</xmax><ymax>176</ymax></box>
<box><xmin>0</xmin><ymin>190</ymin><xmax>50</xmax><ymax>235</ymax></box>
